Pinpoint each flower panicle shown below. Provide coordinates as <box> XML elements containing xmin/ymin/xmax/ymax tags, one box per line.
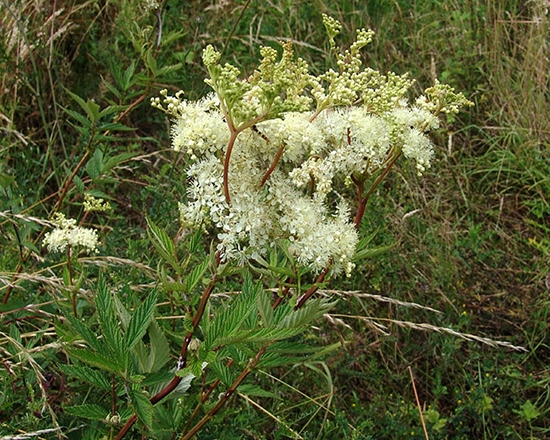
<box><xmin>152</xmin><ymin>16</ymin><xmax>473</xmax><ymax>277</ymax></box>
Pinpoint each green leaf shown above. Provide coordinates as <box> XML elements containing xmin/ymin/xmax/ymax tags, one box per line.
<box><xmin>147</xmin><ymin>319</ymin><xmax>171</xmax><ymax>372</ymax></box>
<box><xmin>0</xmin><ymin>172</ymin><xmax>15</xmax><ymax>189</ymax></box>
<box><xmin>97</xmin><ymin>122</ymin><xmax>135</xmax><ymax>133</ymax></box>
<box><xmin>216</xmin><ymin>327</ymin><xmax>303</xmax><ymax>346</ymax></box>
<box><xmin>64</xmin><ymin>404</ymin><xmax>108</xmax><ymax>421</ymax></box>
<box><xmin>63</xmin><ymin>314</ymin><xmax>104</xmax><ymax>353</ymax></box>
<box><xmin>102</xmin><ymin>151</ymin><xmax>137</xmax><ymax>172</ymax></box>
<box><xmin>73</xmin><ymin>174</ymin><xmax>85</xmax><ymax>193</ymax></box>
<box><xmin>278</xmin><ymin>298</ymin><xmax>336</xmax><ymax>329</ymax></box>
<box><xmin>209</xmin><ymin>361</ymin><xmax>233</xmax><ymax>386</ymax></box>
<box><xmin>256</xmin><ymin>353</ymin><xmax>305</xmax><ymax>368</ymax></box>
<box><xmin>129</xmin><ymin>389</ymin><xmax>154</xmax><ymax>429</ymax></box>
<box><xmin>188</xmin><ymin>229</ymin><xmax>203</xmax><ymax>254</ymax></box>
<box><xmin>61</xmin><ymin>107</ymin><xmax>92</xmax><ymax>129</ymax></box>
<box><xmin>141</xmin><ymin>371</ymin><xmax>174</xmax><ymax>388</ymax></box>
<box><xmin>66</xmin><ymin>89</ymin><xmax>100</xmax><ymax>123</ymax></box>
<box><xmin>96</xmin><ymin>277</ymin><xmax>126</xmax><ymax>360</ymax></box>
<box><xmin>237</xmin><ymin>384</ymin><xmax>280</xmax><ymax>399</ymax></box>
<box><xmin>125</xmin><ymin>289</ymin><xmax>158</xmax><ymax>350</ymax></box>
<box><xmin>161</xmin><ymin>281</ymin><xmax>188</xmax><ymax>292</ymax></box>
<box><xmin>85</xmin><ymin>149</ymin><xmax>104</xmax><ymax>180</ymax></box>
<box><xmin>101</xmin><ymin>77</ymin><xmax>122</xmax><ymax>99</ymax></box>
<box><xmin>146</xmin><ymin>51</ymin><xmax>158</xmax><ymax>76</ymax></box>
<box><xmin>122</xmin><ymin>61</ymin><xmax>136</xmax><ymax>91</ymax></box>
<box><xmin>67</xmin><ymin>348</ymin><xmax>121</xmax><ymax>374</ymax></box>
<box><xmin>185</xmin><ymin>259</ymin><xmax>209</xmax><ymax>292</ymax></box>
<box><xmin>146</xmin><ymin>217</ymin><xmax>181</xmax><ymax>273</ymax></box>
<box><xmin>257</xmin><ymin>292</ymin><xmax>274</xmax><ymax>327</ymax></box>
<box><xmin>353</xmin><ymin>243</ymin><xmax>396</xmax><ymax>262</ymax></box>
<box><xmin>58</xmin><ymin>364</ymin><xmax>111</xmax><ymax>390</ymax></box>
<box><xmin>204</xmin><ymin>273</ymin><xmax>262</xmax><ymax>350</ymax></box>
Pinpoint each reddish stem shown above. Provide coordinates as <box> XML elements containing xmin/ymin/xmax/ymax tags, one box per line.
<box><xmin>114</xmin><ymin>261</ymin><xmax>219</xmax><ymax>440</ymax></box>
<box><xmin>260</xmin><ymin>143</ymin><xmax>285</xmax><ymax>187</ymax></box>
<box><xmin>179</xmin><ymin>346</ymin><xmax>268</xmax><ymax>440</ymax></box>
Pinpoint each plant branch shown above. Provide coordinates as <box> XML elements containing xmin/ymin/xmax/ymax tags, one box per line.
<box><xmin>114</xmin><ymin>255</ymin><xmax>220</xmax><ymax>440</ymax></box>
<box><xmin>260</xmin><ymin>143</ymin><xmax>285</xmax><ymax>187</ymax></box>
<box><xmin>179</xmin><ymin>346</ymin><xmax>268</xmax><ymax>440</ymax></box>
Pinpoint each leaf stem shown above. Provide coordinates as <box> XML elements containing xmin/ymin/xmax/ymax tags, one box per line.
<box><xmin>178</xmin><ymin>346</ymin><xmax>268</xmax><ymax>440</ymax></box>
<box><xmin>114</xmin><ymin>255</ymin><xmax>220</xmax><ymax>440</ymax></box>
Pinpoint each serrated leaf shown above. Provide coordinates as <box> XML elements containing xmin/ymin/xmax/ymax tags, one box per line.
<box><xmin>204</xmin><ymin>274</ymin><xmax>262</xmax><ymax>350</ymax></box>
<box><xmin>96</xmin><ymin>278</ymin><xmax>126</xmax><ymax>363</ymax></box>
<box><xmin>122</xmin><ymin>62</ymin><xmax>136</xmax><ymax>91</ymax></box>
<box><xmin>101</xmin><ymin>77</ymin><xmax>122</xmax><ymax>99</ymax></box>
<box><xmin>141</xmin><ymin>371</ymin><xmax>174</xmax><ymax>387</ymax></box>
<box><xmin>353</xmin><ymin>243</ymin><xmax>396</xmax><ymax>262</ymax></box>
<box><xmin>63</xmin><ymin>314</ymin><xmax>104</xmax><ymax>353</ymax></box>
<box><xmin>278</xmin><ymin>298</ymin><xmax>336</xmax><ymax>329</ymax></box>
<box><xmin>103</xmin><ymin>151</ymin><xmax>137</xmax><ymax>171</ymax></box>
<box><xmin>98</xmin><ymin>122</ymin><xmax>135</xmax><ymax>132</ymax></box>
<box><xmin>147</xmin><ymin>320</ymin><xmax>171</xmax><ymax>372</ymax></box>
<box><xmin>257</xmin><ymin>292</ymin><xmax>274</xmax><ymax>327</ymax></box>
<box><xmin>98</xmin><ymin>104</ymin><xmax>125</xmax><ymax>119</ymax></box>
<box><xmin>188</xmin><ymin>229</ymin><xmax>203</xmax><ymax>254</ymax></box>
<box><xmin>237</xmin><ymin>384</ymin><xmax>280</xmax><ymax>399</ymax></box>
<box><xmin>67</xmin><ymin>348</ymin><xmax>121</xmax><ymax>374</ymax></box>
<box><xmin>146</xmin><ymin>51</ymin><xmax>158</xmax><ymax>76</ymax></box>
<box><xmin>64</xmin><ymin>404</ymin><xmax>109</xmax><ymax>420</ymax></box>
<box><xmin>216</xmin><ymin>327</ymin><xmax>302</xmax><ymax>346</ymax></box>
<box><xmin>256</xmin><ymin>353</ymin><xmax>304</xmax><ymax>368</ymax></box>
<box><xmin>61</xmin><ymin>107</ymin><xmax>92</xmax><ymax>129</ymax></box>
<box><xmin>266</xmin><ymin>264</ymin><xmax>296</xmax><ymax>277</ymax></box>
<box><xmin>73</xmin><ymin>175</ymin><xmax>85</xmax><ymax>193</ymax></box>
<box><xmin>129</xmin><ymin>389</ymin><xmax>154</xmax><ymax>429</ymax></box>
<box><xmin>125</xmin><ymin>289</ymin><xmax>157</xmax><ymax>350</ymax></box>
<box><xmin>146</xmin><ymin>217</ymin><xmax>181</xmax><ymax>273</ymax></box>
<box><xmin>85</xmin><ymin>149</ymin><xmax>103</xmax><ymax>180</ymax></box>
<box><xmin>66</xmin><ymin>89</ymin><xmax>99</xmax><ymax>123</ymax></box>
<box><xmin>185</xmin><ymin>259</ymin><xmax>209</xmax><ymax>292</ymax></box>
<box><xmin>161</xmin><ymin>281</ymin><xmax>188</xmax><ymax>292</ymax></box>
<box><xmin>58</xmin><ymin>364</ymin><xmax>111</xmax><ymax>390</ymax></box>
<box><xmin>209</xmin><ymin>361</ymin><xmax>233</xmax><ymax>386</ymax></box>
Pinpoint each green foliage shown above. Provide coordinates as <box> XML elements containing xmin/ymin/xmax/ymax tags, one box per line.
<box><xmin>1</xmin><ymin>0</ymin><xmax>549</xmax><ymax>439</ymax></box>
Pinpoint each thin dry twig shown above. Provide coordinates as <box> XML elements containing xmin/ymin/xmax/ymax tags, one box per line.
<box><xmin>408</xmin><ymin>366</ymin><xmax>430</xmax><ymax>440</ymax></box>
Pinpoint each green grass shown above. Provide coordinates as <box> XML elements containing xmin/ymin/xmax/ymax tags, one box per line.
<box><xmin>1</xmin><ymin>0</ymin><xmax>549</xmax><ymax>439</ymax></box>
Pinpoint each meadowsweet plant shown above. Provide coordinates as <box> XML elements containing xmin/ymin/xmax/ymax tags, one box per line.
<box><xmin>152</xmin><ymin>15</ymin><xmax>471</xmax><ymax>282</ymax></box>
<box><xmin>112</xmin><ymin>15</ymin><xmax>471</xmax><ymax>439</ymax></box>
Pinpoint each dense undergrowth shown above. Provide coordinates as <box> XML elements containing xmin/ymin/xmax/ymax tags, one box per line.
<box><xmin>1</xmin><ymin>0</ymin><xmax>549</xmax><ymax>439</ymax></box>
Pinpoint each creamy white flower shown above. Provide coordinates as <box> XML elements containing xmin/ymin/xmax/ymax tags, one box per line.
<box><xmin>43</xmin><ymin>213</ymin><xmax>99</xmax><ymax>254</ymax></box>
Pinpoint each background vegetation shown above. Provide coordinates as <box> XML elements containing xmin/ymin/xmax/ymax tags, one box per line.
<box><xmin>1</xmin><ymin>0</ymin><xmax>548</xmax><ymax>439</ymax></box>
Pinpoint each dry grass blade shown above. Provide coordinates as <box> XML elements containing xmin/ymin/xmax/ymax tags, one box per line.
<box><xmin>319</xmin><ymin>289</ymin><xmax>443</xmax><ymax>314</ymax></box>
<box><xmin>333</xmin><ymin>315</ymin><xmax>527</xmax><ymax>351</ymax></box>
<box><xmin>237</xmin><ymin>392</ymin><xmax>304</xmax><ymax>440</ymax></box>
<box><xmin>0</xmin><ymin>332</ymin><xmax>64</xmax><ymax>439</ymax></box>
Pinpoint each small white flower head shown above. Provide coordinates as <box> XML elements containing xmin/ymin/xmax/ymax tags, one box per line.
<box><xmin>83</xmin><ymin>193</ymin><xmax>111</xmax><ymax>212</ymax></box>
<box><xmin>43</xmin><ymin>213</ymin><xmax>99</xmax><ymax>254</ymax></box>
<box><xmin>143</xmin><ymin>0</ymin><xmax>159</xmax><ymax>12</ymax></box>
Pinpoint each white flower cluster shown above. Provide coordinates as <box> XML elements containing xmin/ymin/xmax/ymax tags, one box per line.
<box><xmin>83</xmin><ymin>194</ymin><xmax>111</xmax><ymax>212</ymax></box>
<box><xmin>43</xmin><ymin>213</ymin><xmax>99</xmax><ymax>254</ymax></box>
<box><xmin>155</xmin><ymin>91</ymin><xmax>441</xmax><ymax>276</ymax></box>
<box><xmin>152</xmin><ymin>17</ymin><xmax>472</xmax><ymax>278</ymax></box>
